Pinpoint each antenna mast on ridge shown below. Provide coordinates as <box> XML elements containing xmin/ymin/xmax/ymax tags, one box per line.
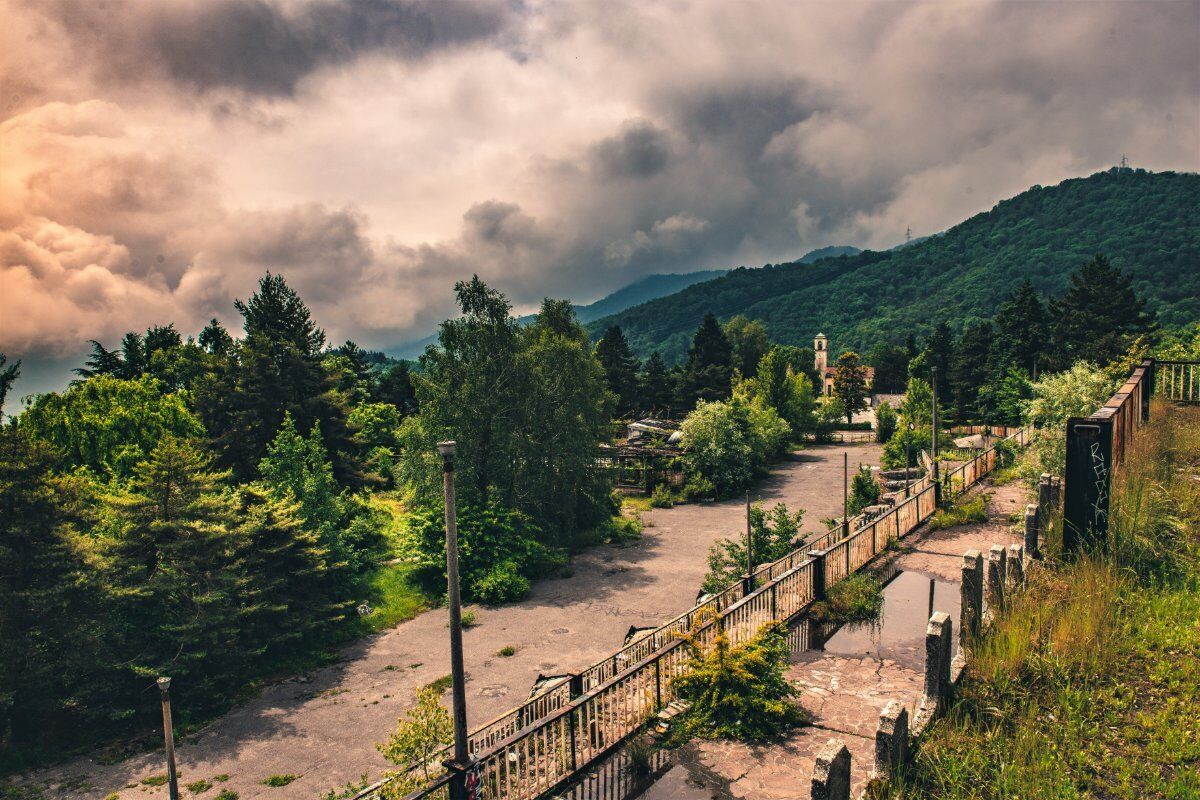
<box><xmin>1120</xmin><ymin>153</ymin><xmax>1129</xmax><ymax>169</ymax></box>
<box><xmin>905</xmin><ymin>226</ymin><xmax>912</xmax><ymax>244</ymax></box>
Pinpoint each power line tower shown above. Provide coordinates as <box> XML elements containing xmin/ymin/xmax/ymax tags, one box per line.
<box><xmin>905</xmin><ymin>226</ymin><xmax>912</xmax><ymax>244</ymax></box>
<box><xmin>1120</xmin><ymin>153</ymin><xmax>1129</xmax><ymax>169</ymax></box>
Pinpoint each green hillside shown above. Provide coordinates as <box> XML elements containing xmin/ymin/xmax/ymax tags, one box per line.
<box><xmin>590</xmin><ymin>169</ymin><xmax>1199</xmax><ymax>361</ymax></box>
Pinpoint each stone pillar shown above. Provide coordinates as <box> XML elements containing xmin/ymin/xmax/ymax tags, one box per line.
<box><xmin>811</xmin><ymin>549</ymin><xmax>827</xmax><ymax>601</ymax></box>
<box><xmin>924</xmin><ymin>611</ymin><xmax>952</xmax><ymax>706</ymax></box>
<box><xmin>1023</xmin><ymin>504</ymin><xmax>1040</xmax><ymax>560</ymax></box>
<box><xmin>959</xmin><ymin>550</ymin><xmax>983</xmax><ymax>644</ymax></box>
<box><xmin>811</xmin><ymin>739</ymin><xmax>851</xmax><ymax>800</ymax></box>
<box><xmin>986</xmin><ymin>545</ymin><xmax>1007</xmax><ymax>612</ymax></box>
<box><xmin>1051</xmin><ymin>475</ymin><xmax>1063</xmax><ymax>510</ymax></box>
<box><xmin>874</xmin><ymin>700</ymin><xmax>909</xmax><ymax>780</ymax></box>
<box><xmin>1007</xmin><ymin>544</ymin><xmax>1025</xmax><ymax>588</ymax></box>
<box><xmin>1038</xmin><ymin>473</ymin><xmax>1053</xmax><ymax>527</ymax></box>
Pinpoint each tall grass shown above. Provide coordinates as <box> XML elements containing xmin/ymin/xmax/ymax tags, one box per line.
<box><xmin>882</xmin><ymin>405</ymin><xmax>1200</xmax><ymax>800</ymax></box>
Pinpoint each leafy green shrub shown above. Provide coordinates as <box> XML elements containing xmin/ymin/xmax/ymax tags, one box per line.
<box><xmin>812</xmin><ymin>573</ymin><xmax>884</xmax><ymax>624</ymax></box>
<box><xmin>649</xmin><ymin>484</ymin><xmax>676</xmax><ymax>508</ymax></box>
<box><xmin>214</xmin><ymin>791</ymin><xmax>238</xmax><ymax>800</ymax></box>
<box><xmin>408</xmin><ymin>499</ymin><xmax>559</xmax><ymax>603</ymax></box>
<box><xmin>847</xmin><ymin>464</ymin><xmax>882</xmax><ymax>516</ymax></box>
<box><xmin>1022</xmin><ymin>362</ymin><xmax>1114</xmax><ymax>480</ymax></box>
<box><xmin>377</xmin><ymin>686</ymin><xmax>453</xmax><ymax>796</ymax></box>
<box><xmin>495</xmin><ymin>645</ymin><xmax>516</xmax><ymax>657</ymax></box>
<box><xmin>679</xmin><ymin>397</ymin><xmax>788</xmax><ymax>498</ymax></box>
<box><xmin>470</xmin><ymin>561</ymin><xmax>530</xmax><ymax>605</ymax></box>
<box><xmin>261</xmin><ymin>775</ymin><xmax>299</xmax><ymax>788</ymax></box>
<box><xmin>702</xmin><ymin>503</ymin><xmax>804</xmax><ymax>593</ymax></box>
<box><xmin>683</xmin><ymin>475</ymin><xmax>716</xmax><ymax>501</ymax></box>
<box><xmin>673</xmin><ymin>625</ymin><xmax>807</xmax><ymax>741</ymax></box>
<box><xmin>875</xmin><ymin>400</ymin><xmax>897</xmax><ymax>443</ymax></box>
<box><xmin>186</xmin><ymin>779</ymin><xmax>212</xmax><ymax>794</ymax></box>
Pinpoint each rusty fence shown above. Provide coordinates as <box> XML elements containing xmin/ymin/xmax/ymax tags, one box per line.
<box><xmin>1063</xmin><ymin>359</ymin><xmax>1154</xmax><ymax>552</ymax></box>
<box><xmin>1157</xmin><ymin>360</ymin><xmax>1200</xmax><ymax>404</ymax></box>
<box><xmin>363</xmin><ymin>427</ymin><xmax>1030</xmax><ymax>800</ymax></box>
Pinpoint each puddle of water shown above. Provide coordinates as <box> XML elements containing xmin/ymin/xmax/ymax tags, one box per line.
<box><xmin>792</xmin><ymin>569</ymin><xmax>960</xmax><ymax>671</ymax></box>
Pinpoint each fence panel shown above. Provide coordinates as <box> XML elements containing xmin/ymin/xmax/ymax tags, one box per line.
<box><xmin>384</xmin><ymin>426</ymin><xmax>1028</xmax><ymax>800</ymax></box>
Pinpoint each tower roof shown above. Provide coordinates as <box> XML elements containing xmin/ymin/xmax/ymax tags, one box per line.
<box><xmin>815</xmin><ymin>332</ymin><xmax>826</xmax><ymax>338</ymax></box>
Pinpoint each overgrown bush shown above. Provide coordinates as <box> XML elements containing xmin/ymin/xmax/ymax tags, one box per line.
<box><xmin>811</xmin><ymin>573</ymin><xmax>884</xmax><ymax>625</ymax></box>
<box><xmin>407</xmin><ymin>500</ymin><xmax>561</xmax><ymax>603</ymax></box>
<box><xmin>847</xmin><ymin>464</ymin><xmax>882</xmax><ymax>516</ymax></box>
<box><xmin>679</xmin><ymin>397</ymin><xmax>790</xmax><ymax>498</ymax></box>
<box><xmin>673</xmin><ymin>625</ymin><xmax>807</xmax><ymax>741</ymax></box>
<box><xmin>875</xmin><ymin>400</ymin><xmax>898</xmax><ymax>443</ymax></box>
<box><xmin>1021</xmin><ymin>361</ymin><xmax>1113</xmax><ymax>480</ymax></box>
<box><xmin>701</xmin><ymin>503</ymin><xmax>804</xmax><ymax>593</ymax></box>
<box><xmin>649</xmin><ymin>484</ymin><xmax>676</xmax><ymax>508</ymax></box>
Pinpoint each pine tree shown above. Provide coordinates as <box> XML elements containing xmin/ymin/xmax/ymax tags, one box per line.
<box><xmin>595</xmin><ymin>325</ymin><xmax>640</xmax><ymax>415</ymax></box>
<box><xmin>198</xmin><ymin>318</ymin><xmax>234</xmax><ymax>356</ymax></box>
<box><xmin>865</xmin><ymin>344</ymin><xmax>909</xmax><ymax>394</ymax></box>
<box><xmin>951</xmin><ymin>322</ymin><xmax>994</xmax><ymax>421</ymax></box>
<box><xmin>375</xmin><ymin>361</ymin><xmax>418</xmax><ymax>415</ymax></box>
<box><xmin>196</xmin><ymin>273</ymin><xmax>361</xmax><ymax>485</ymax></box>
<box><xmin>992</xmin><ymin>279</ymin><xmax>1049</xmax><ymax>377</ymax></box>
<box><xmin>232</xmin><ymin>485</ymin><xmax>347</xmax><ymax>662</ymax></box>
<box><xmin>722</xmin><ymin>315</ymin><xmax>769</xmax><ymax>379</ymax></box>
<box><xmin>920</xmin><ymin>323</ymin><xmax>956</xmax><ymax>400</ymax></box>
<box><xmin>679</xmin><ymin>313</ymin><xmax>733</xmax><ymax>407</ymax></box>
<box><xmin>639</xmin><ymin>352</ymin><xmax>674</xmax><ymax>415</ymax></box>
<box><xmin>0</xmin><ymin>429</ymin><xmax>105</xmax><ymax>748</ymax></box>
<box><xmin>103</xmin><ymin>437</ymin><xmax>244</xmax><ymax>713</ymax></box>
<box><xmin>832</xmin><ymin>351</ymin><xmax>869</xmax><ymax>425</ymax></box>
<box><xmin>0</xmin><ymin>353</ymin><xmax>19</xmax><ymax>419</ymax></box>
<box><xmin>1051</xmin><ymin>255</ymin><xmax>1158</xmax><ymax>368</ymax></box>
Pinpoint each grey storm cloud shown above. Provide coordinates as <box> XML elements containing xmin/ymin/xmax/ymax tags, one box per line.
<box><xmin>1</xmin><ymin>0</ymin><xmax>1198</xmax><ymax>403</ymax></box>
<box><xmin>27</xmin><ymin>0</ymin><xmax>514</xmax><ymax>96</ymax></box>
<box><xmin>590</xmin><ymin>121</ymin><xmax>673</xmax><ymax>179</ymax></box>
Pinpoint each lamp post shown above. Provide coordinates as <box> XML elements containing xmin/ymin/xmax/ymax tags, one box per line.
<box><xmin>744</xmin><ymin>490</ymin><xmax>753</xmax><ymax>591</ymax></box>
<box><xmin>930</xmin><ymin>367</ymin><xmax>941</xmax><ymax>498</ymax></box>
<box><xmin>905</xmin><ymin>422</ymin><xmax>915</xmax><ymax>498</ymax></box>
<box><xmin>157</xmin><ymin>677</ymin><xmax>179</xmax><ymax>800</ymax></box>
<box><xmin>438</xmin><ymin>441</ymin><xmax>471</xmax><ymax>800</ymax></box>
<box><xmin>842</xmin><ymin>451</ymin><xmax>850</xmax><ymax>537</ymax></box>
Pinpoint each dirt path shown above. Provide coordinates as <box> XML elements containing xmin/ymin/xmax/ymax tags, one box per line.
<box><xmin>21</xmin><ymin>443</ymin><xmax>881</xmax><ymax>800</ymax></box>
<box><xmin>649</xmin><ymin>478</ymin><xmax>1030</xmax><ymax>800</ymax></box>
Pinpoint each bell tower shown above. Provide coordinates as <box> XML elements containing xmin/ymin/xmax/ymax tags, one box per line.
<box><xmin>814</xmin><ymin>333</ymin><xmax>828</xmax><ymax>374</ymax></box>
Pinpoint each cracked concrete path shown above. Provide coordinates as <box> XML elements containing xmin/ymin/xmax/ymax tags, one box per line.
<box><xmin>18</xmin><ymin>444</ymin><xmax>881</xmax><ymax>800</ymax></box>
<box><xmin>644</xmin><ymin>478</ymin><xmax>1031</xmax><ymax>800</ymax></box>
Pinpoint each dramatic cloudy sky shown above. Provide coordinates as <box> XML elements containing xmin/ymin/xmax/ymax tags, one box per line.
<box><xmin>2</xmin><ymin>0</ymin><xmax>1198</xmax><ymax>401</ymax></box>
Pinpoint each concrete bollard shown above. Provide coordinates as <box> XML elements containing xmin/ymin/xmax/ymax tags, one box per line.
<box><xmin>986</xmin><ymin>545</ymin><xmax>1007</xmax><ymax>612</ymax></box>
<box><xmin>811</xmin><ymin>739</ymin><xmax>851</xmax><ymax>800</ymax></box>
<box><xmin>1050</xmin><ymin>475</ymin><xmax>1063</xmax><ymax>509</ymax></box>
<box><xmin>1007</xmin><ymin>544</ymin><xmax>1025</xmax><ymax>588</ymax></box>
<box><xmin>1038</xmin><ymin>473</ymin><xmax>1053</xmax><ymax>528</ymax></box>
<box><xmin>960</xmin><ymin>550</ymin><xmax>983</xmax><ymax>644</ymax></box>
<box><xmin>924</xmin><ymin>611</ymin><xmax>953</xmax><ymax>706</ymax></box>
<box><xmin>874</xmin><ymin>700</ymin><xmax>909</xmax><ymax>781</ymax></box>
<box><xmin>1024</xmin><ymin>504</ymin><xmax>1040</xmax><ymax>560</ymax></box>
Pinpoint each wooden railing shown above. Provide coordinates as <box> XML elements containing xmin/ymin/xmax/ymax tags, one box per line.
<box><xmin>1063</xmin><ymin>359</ymin><xmax>1154</xmax><ymax>551</ymax></box>
<box><xmin>1157</xmin><ymin>360</ymin><xmax>1200</xmax><ymax>404</ymax></box>
<box><xmin>369</xmin><ymin>427</ymin><xmax>1029</xmax><ymax>800</ymax></box>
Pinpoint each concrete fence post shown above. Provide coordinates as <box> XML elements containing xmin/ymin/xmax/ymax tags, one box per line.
<box><xmin>986</xmin><ymin>545</ymin><xmax>1007</xmax><ymax>612</ymax></box>
<box><xmin>811</xmin><ymin>739</ymin><xmax>851</xmax><ymax>800</ymax></box>
<box><xmin>1024</xmin><ymin>504</ymin><xmax>1040</xmax><ymax>560</ymax></box>
<box><xmin>924</xmin><ymin>611</ymin><xmax>952</xmax><ymax>707</ymax></box>
<box><xmin>874</xmin><ymin>700</ymin><xmax>909</xmax><ymax>781</ymax></box>
<box><xmin>1038</xmin><ymin>473</ymin><xmax>1052</xmax><ymax>526</ymax></box>
<box><xmin>1007</xmin><ymin>544</ymin><xmax>1025</xmax><ymax>588</ymax></box>
<box><xmin>959</xmin><ymin>550</ymin><xmax>983</xmax><ymax>644</ymax></box>
<box><xmin>811</xmin><ymin>549</ymin><xmax>827</xmax><ymax>602</ymax></box>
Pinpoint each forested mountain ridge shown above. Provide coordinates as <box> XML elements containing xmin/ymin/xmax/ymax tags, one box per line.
<box><xmin>589</xmin><ymin>169</ymin><xmax>1199</xmax><ymax>362</ymax></box>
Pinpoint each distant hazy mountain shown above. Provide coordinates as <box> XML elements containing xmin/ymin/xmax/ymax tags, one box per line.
<box><xmin>391</xmin><ymin>246</ymin><xmax>861</xmax><ymax>359</ymax></box>
<box><xmin>586</xmin><ymin>169</ymin><xmax>1199</xmax><ymax>363</ymax></box>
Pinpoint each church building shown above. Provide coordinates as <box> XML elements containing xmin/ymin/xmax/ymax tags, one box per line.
<box><xmin>813</xmin><ymin>333</ymin><xmax>874</xmax><ymax>396</ymax></box>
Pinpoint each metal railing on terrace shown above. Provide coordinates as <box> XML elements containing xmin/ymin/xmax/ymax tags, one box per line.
<box><xmin>363</xmin><ymin>427</ymin><xmax>1031</xmax><ymax>800</ymax></box>
<box><xmin>1157</xmin><ymin>360</ymin><xmax>1200</xmax><ymax>404</ymax></box>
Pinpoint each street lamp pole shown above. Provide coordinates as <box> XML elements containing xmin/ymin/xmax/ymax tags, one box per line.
<box><xmin>438</xmin><ymin>441</ymin><xmax>471</xmax><ymax>800</ymax></box>
<box><xmin>745</xmin><ymin>490</ymin><xmax>753</xmax><ymax>587</ymax></box>
<box><xmin>905</xmin><ymin>422</ymin><xmax>914</xmax><ymax>498</ymax></box>
<box><xmin>842</xmin><ymin>451</ymin><xmax>849</xmax><ymax>537</ymax></box>
<box><xmin>157</xmin><ymin>677</ymin><xmax>179</xmax><ymax>800</ymax></box>
<box><xmin>930</xmin><ymin>367</ymin><xmax>941</xmax><ymax>496</ymax></box>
